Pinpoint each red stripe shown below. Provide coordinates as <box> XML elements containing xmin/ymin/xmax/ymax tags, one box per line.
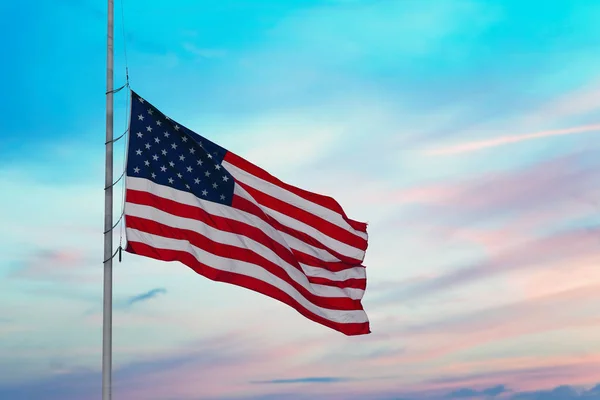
<box><xmin>126</xmin><ymin>215</ymin><xmax>364</xmax><ymax>311</ymax></box>
<box><xmin>125</xmin><ymin>241</ymin><xmax>371</xmax><ymax>336</ymax></box>
<box><xmin>291</xmin><ymin>247</ymin><xmax>363</xmax><ymax>273</ymax></box>
<box><xmin>233</xmin><ymin>194</ymin><xmax>364</xmax><ymax>265</ymax></box>
<box><xmin>126</xmin><ymin>189</ymin><xmax>364</xmax><ymax>275</ymax></box>
<box><xmin>236</xmin><ymin>181</ymin><xmax>367</xmax><ymax>251</ymax></box>
<box><xmin>225</xmin><ymin>152</ymin><xmax>368</xmax><ymax>233</ymax></box>
<box><xmin>307</xmin><ymin>277</ymin><xmax>367</xmax><ymax>290</ymax></box>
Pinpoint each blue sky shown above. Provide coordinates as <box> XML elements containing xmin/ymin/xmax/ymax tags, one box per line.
<box><xmin>2</xmin><ymin>0</ymin><xmax>600</xmax><ymax>399</ymax></box>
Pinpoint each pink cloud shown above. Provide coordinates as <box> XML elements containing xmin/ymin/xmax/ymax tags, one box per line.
<box><xmin>378</xmin><ymin>152</ymin><xmax>600</xmax><ymax>238</ymax></box>
<box><xmin>380</xmin><ymin>151</ymin><xmax>599</xmax><ymax>215</ymax></box>
<box><xmin>421</xmin><ymin>354</ymin><xmax>600</xmax><ymax>394</ymax></box>
<box><xmin>523</xmin><ymin>81</ymin><xmax>600</xmax><ymax>126</ymax></box>
<box><xmin>10</xmin><ymin>248</ymin><xmax>97</xmax><ymax>283</ymax></box>
<box><xmin>518</xmin><ymin>253</ymin><xmax>600</xmax><ymax>299</ymax></box>
<box><xmin>421</xmin><ymin>79</ymin><xmax>600</xmax><ymax>157</ymax></box>
<box><xmin>106</xmin><ymin>330</ymin><xmax>368</xmax><ymax>400</ymax></box>
<box><xmin>437</xmin><ymin>155</ymin><xmax>596</xmax><ymax>213</ymax></box>
<box><xmin>423</xmin><ymin>124</ymin><xmax>600</xmax><ymax>156</ymax></box>
<box><xmin>363</xmin><ymin>284</ymin><xmax>600</xmax><ymax>371</ymax></box>
<box><xmin>376</xmin><ymin>224</ymin><xmax>600</xmax><ymax>304</ymax></box>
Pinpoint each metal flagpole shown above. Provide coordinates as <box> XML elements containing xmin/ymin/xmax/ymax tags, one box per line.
<box><xmin>103</xmin><ymin>0</ymin><xmax>114</xmax><ymax>398</ymax></box>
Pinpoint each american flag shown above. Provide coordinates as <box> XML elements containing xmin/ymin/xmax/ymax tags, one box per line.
<box><xmin>124</xmin><ymin>91</ymin><xmax>370</xmax><ymax>335</ymax></box>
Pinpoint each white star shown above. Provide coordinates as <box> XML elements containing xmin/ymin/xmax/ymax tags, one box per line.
<box><xmin>179</xmin><ymin>155</ymin><xmax>185</xmax><ymax>161</ymax></box>
<box><xmin>144</xmin><ymin>160</ymin><xmax>150</xmax><ymax>166</ymax></box>
<box><xmin>207</xmin><ymin>153</ymin><xmax>213</xmax><ymax>159</ymax></box>
<box><xmin>185</xmin><ymin>184</ymin><xmax>190</xmax><ymax>189</ymax></box>
<box><xmin>168</xmin><ymin>177</ymin><xmax>174</xmax><ymax>184</ymax></box>
<box><xmin>133</xmin><ymin>167</ymin><xmax>140</xmax><ymax>173</ymax></box>
<box><xmin>212</xmin><ymin>183</ymin><xmax>218</xmax><ymax>189</ymax></box>
<box><xmin>197</xmin><ymin>159</ymin><xmax>203</xmax><ymax>166</ymax></box>
<box><xmin>156</xmin><ymin>120</ymin><xmax>162</xmax><ymax>126</ymax></box>
<box><xmin>136</xmin><ymin>132</ymin><xmax>143</xmax><ymax>138</ymax></box>
<box><xmin>171</xmin><ymin>143</ymin><xmax>178</xmax><ymax>149</ymax></box>
<box><xmin>154</xmin><ymin>137</ymin><xmax>160</xmax><ymax>143</ymax></box>
<box><xmin>181</xmin><ymin>136</ymin><xmax>187</xmax><ymax>142</ymax></box>
<box><xmin>135</xmin><ymin>149</ymin><xmax>142</xmax><ymax>156</ymax></box>
<box><xmin>201</xmin><ymin>190</ymin><xmax>208</xmax><ymax>196</ymax></box>
<box><xmin>161</xmin><ymin>149</ymin><xmax>167</xmax><ymax>156</ymax></box>
<box><xmin>194</xmin><ymin>178</ymin><xmax>200</xmax><ymax>184</ymax></box>
<box><xmin>205</xmin><ymin>171</ymin><xmax>211</xmax><ymax>177</ymax></box>
<box><xmin>152</xmin><ymin>154</ymin><xmax>159</xmax><ymax>161</ymax></box>
<box><xmin>165</xmin><ymin>116</ymin><xmax>170</xmax><ymax>120</ymax></box>
<box><xmin>222</xmin><ymin>175</ymin><xmax>229</xmax><ymax>182</ymax></box>
<box><xmin>177</xmin><ymin>173</ymin><xmax>183</xmax><ymax>179</ymax></box>
<box><xmin>169</xmin><ymin>161</ymin><xmax>175</xmax><ymax>167</ymax></box>
<box><xmin>198</xmin><ymin>141</ymin><xmax>204</xmax><ymax>148</ymax></box>
<box><xmin>215</xmin><ymin>164</ymin><xmax>221</xmax><ymax>170</ymax></box>
<box><xmin>138</xmin><ymin>114</ymin><xmax>144</xmax><ymax>121</ymax></box>
<box><xmin>220</xmin><ymin>194</ymin><xmax>226</xmax><ymax>201</ymax></box>
<box><xmin>189</xmin><ymin>147</ymin><xmax>195</xmax><ymax>154</ymax></box>
<box><xmin>174</xmin><ymin>125</ymin><xmax>180</xmax><ymax>131</ymax></box>
<box><xmin>164</xmin><ymin>131</ymin><xmax>170</xmax><ymax>138</ymax></box>
<box><xmin>151</xmin><ymin>172</ymin><xmax>156</xmax><ymax>179</ymax></box>
<box><xmin>138</xmin><ymin>97</ymin><xmax>145</xmax><ymax>104</ymax></box>
<box><xmin>148</xmin><ymin>109</ymin><xmax>153</xmax><ymax>115</ymax></box>
<box><xmin>187</xmin><ymin>166</ymin><xmax>193</xmax><ymax>172</ymax></box>
<box><xmin>146</xmin><ymin>125</ymin><xmax>153</xmax><ymax>132</ymax></box>
<box><xmin>160</xmin><ymin>165</ymin><xmax>167</xmax><ymax>172</ymax></box>
<box><xmin>145</xmin><ymin>143</ymin><xmax>151</xmax><ymax>149</ymax></box>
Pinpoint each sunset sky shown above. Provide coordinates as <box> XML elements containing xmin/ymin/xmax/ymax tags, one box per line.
<box><xmin>1</xmin><ymin>0</ymin><xmax>600</xmax><ymax>399</ymax></box>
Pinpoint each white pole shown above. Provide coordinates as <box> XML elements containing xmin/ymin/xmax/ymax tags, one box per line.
<box><xmin>103</xmin><ymin>0</ymin><xmax>114</xmax><ymax>397</ymax></box>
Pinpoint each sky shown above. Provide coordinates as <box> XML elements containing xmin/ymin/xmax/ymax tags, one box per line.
<box><xmin>1</xmin><ymin>0</ymin><xmax>600</xmax><ymax>399</ymax></box>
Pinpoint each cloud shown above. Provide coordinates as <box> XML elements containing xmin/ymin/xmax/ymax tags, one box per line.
<box><xmin>484</xmin><ymin>385</ymin><xmax>509</xmax><ymax>397</ymax></box>
<box><xmin>521</xmin><ymin>81</ymin><xmax>600</xmax><ymax>127</ymax></box>
<box><xmin>126</xmin><ymin>288</ymin><xmax>167</xmax><ymax>306</ymax></box>
<box><xmin>512</xmin><ymin>384</ymin><xmax>600</xmax><ymax>400</ymax></box>
<box><xmin>446</xmin><ymin>385</ymin><xmax>509</xmax><ymax>398</ymax></box>
<box><xmin>447</xmin><ymin>387</ymin><xmax>480</xmax><ymax>398</ymax></box>
<box><xmin>421</xmin><ymin>355</ymin><xmax>600</xmax><ymax>395</ymax></box>
<box><xmin>442</xmin><ymin>384</ymin><xmax>600</xmax><ymax>400</ymax></box>
<box><xmin>355</xmin><ymin>285</ymin><xmax>600</xmax><ymax>375</ymax></box>
<box><xmin>0</xmin><ymin>331</ymin><xmax>259</xmax><ymax>400</ymax></box>
<box><xmin>416</xmin><ymin>74</ymin><xmax>600</xmax><ymax>156</ymax></box>
<box><xmin>227</xmin><ymin>382</ymin><xmax>600</xmax><ymax>400</ymax></box>
<box><xmin>376</xmin><ymin>225</ymin><xmax>600</xmax><ymax>303</ymax></box>
<box><xmin>252</xmin><ymin>376</ymin><xmax>352</xmax><ymax>385</ymax></box>
<box><xmin>423</xmin><ymin>124</ymin><xmax>600</xmax><ymax>156</ymax></box>
<box><xmin>8</xmin><ymin>248</ymin><xmax>96</xmax><ymax>284</ymax></box>
<box><xmin>217</xmin><ymin>112</ymin><xmax>347</xmax><ymax>176</ymax></box>
<box><xmin>372</xmin><ymin>150</ymin><xmax>600</xmax><ymax>248</ymax></box>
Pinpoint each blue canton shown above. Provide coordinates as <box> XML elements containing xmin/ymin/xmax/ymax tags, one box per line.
<box><xmin>126</xmin><ymin>91</ymin><xmax>234</xmax><ymax>206</ymax></box>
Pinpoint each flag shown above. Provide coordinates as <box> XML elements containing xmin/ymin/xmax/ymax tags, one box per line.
<box><xmin>124</xmin><ymin>91</ymin><xmax>370</xmax><ymax>335</ymax></box>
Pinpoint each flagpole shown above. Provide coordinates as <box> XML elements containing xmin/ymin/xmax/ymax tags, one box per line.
<box><xmin>103</xmin><ymin>0</ymin><xmax>114</xmax><ymax>397</ymax></box>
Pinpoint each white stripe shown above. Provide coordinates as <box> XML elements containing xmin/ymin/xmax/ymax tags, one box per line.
<box><xmin>279</xmin><ymin>231</ymin><xmax>343</xmax><ymax>263</ymax></box>
<box><xmin>234</xmin><ymin>184</ymin><xmax>365</xmax><ymax>261</ymax></box>
<box><xmin>300</xmin><ymin>263</ymin><xmax>366</xmax><ymax>282</ymax></box>
<box><xmin>223</xmin><ymin>160</ymin><xmax>368</xmax><ymax>241</ymax></box>
<box><xmin>126</xmin><ymin>202</ymin><xmax>364</xmax><ymax>300</ymax></box>
<box><xmin>127</xmin><ymin>177</ymin><xmax>341</xmax><ymax>264</ymax></box>
<box><xmin>126</xmin><ymin>228</ymin><xmax>369</xmax><ymax>324</ymax></box>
